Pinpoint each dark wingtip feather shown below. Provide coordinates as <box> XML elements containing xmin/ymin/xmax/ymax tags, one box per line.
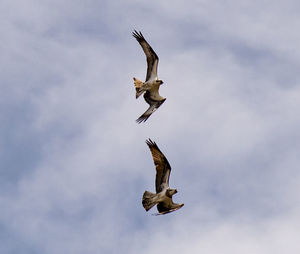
<box><xmin>145</xmin><ymin>138</ymin><xmax>156</xmax><ymax>147</ymax></box>
<box><xmin>136</xmin><ymin>114</ymin><xmax>151</xmax><ymax>123</ymax></box>
<box><xmin>145</xmin><ymin>139</ymin><xmax>161</xmax><ymax>154</ymax></box>
<box><xmin>132</xmin><ymin>30</ymin><xmax>145</xmax><ymax>41</ymax></box>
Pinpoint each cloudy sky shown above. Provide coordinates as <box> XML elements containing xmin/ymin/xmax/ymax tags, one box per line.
<box><xmin>1</xmin><ymin>0</ymin><xmax>300</xmax><ymax>253</ymax></box>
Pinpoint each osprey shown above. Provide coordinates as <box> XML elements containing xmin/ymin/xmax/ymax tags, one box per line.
<box><xmin>142</xmin><ymin>139</ymin><xmax>184</xmax><ymax>215</ymax></box>
<box><xmin>132</xmin><ymin>30</ymin><xmax>166</xmax><ymax>123</ymax></box>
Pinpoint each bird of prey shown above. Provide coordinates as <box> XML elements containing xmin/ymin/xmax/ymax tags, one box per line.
<box><xmin>142</xmin><ymin>139</ymin><xmax>184</xmax><ymax>215</ymax></box>
<box><xmin>132</xmin><ymin>30</ymin><xmax>166</xmax><ymax>123</ymax></box>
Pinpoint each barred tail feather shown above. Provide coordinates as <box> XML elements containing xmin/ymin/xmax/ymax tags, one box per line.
<box><xmin>142</xmin><ymin>191</ymin><xmax>157</xmax><ymax>211</ymax></box>
<box><xmin>133</xmin><ymin>77</ymin><xmax>144</xmax><ymax>98</ymax></box>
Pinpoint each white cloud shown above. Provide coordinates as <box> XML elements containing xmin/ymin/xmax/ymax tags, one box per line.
<box><xmin>1</xmin><ymin>0</ymin><xmax>300</xmax><ymax>253</ymax></box>
<box><xmin>135</xmin><ymin>211</ymin><xmax>300</xmax><ymax>254</ymax></box>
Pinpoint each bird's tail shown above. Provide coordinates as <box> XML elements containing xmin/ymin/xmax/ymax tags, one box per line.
<box><xmin>133</xmin><ymin>77</ymin><xmax>144</xmax><ymax>98</ymax></box>
<box><xmin>142</xmin><ymin>191</ymin><xmax>157</xmax><ymax>211</ymax></box>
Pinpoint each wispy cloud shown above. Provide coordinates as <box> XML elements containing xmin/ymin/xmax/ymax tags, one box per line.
<box><xmin>1</xmin><ymin>0</ymin><xmax>300</xmax><ymax>253</ymax></box>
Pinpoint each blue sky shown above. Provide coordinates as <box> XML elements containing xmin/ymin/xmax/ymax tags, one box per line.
<box><xmin>1</xmin><ymin>0</ymin><xmax>300</xmax><ymax>253</ymax></box>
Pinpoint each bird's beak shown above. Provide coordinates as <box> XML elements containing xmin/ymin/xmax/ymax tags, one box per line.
<box><xmin>175</xmin><ymin>189</ymin><xmax>178</xmax><ymax>194</ymax></box>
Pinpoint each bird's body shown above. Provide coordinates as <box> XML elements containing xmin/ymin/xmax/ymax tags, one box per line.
<box><xmin>132</xmin><ymin>30</ymin><xmax>166</xmax><ymax>123</ymax></box>
<box><xmin>142</xmin><ymin>139</ymin><xmax>184</xmax><ymax>215</ymax></box>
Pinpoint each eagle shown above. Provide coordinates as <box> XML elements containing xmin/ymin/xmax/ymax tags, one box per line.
<box><xmin>132</xmin><ymin>30</ymin><xmax>166</xmax><ymax>123</ymax></box>
<box><xmin>142</xmin><ymin>139</ymin><xmax>184</xmax><ymax>215</ymax></box>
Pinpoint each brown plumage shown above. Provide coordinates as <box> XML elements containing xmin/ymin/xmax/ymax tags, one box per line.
<box><xmin>142</xmin><ymin>139</ymin><xmax>184</xmax><ymax>215</ymax></box>
<box><xmin>132</xmin><ymin>30</ymin><xmax>166</xmax><ymax>123</ymax></box>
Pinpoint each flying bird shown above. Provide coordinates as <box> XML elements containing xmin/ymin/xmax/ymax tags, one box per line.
<box><xmin>142</xmin><ymin>139</ymin><xmax>184</xmax><ymax>215</ymax></box>
<box><xmin>132</xmin><ymin>30</ymin><xmax>166</xmax><ymax>123</ymax></box>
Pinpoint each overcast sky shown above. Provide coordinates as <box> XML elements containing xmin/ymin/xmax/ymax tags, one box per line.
<box><xmin>1</xmin><ymin>0</ymin><xmax>300</xmax><ymax>253</ymax></box>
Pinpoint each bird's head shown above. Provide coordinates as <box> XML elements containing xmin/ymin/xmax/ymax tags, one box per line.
<box><xmin>167</xmin><ymin>188</ymin><xmax>177</xmax><ymax>197</ymax></box>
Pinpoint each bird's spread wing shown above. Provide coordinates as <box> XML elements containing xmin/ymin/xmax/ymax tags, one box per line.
<box><xmin>145</xmin><ymin>139</ymin><xmax>171</xmax><ymax>193</ymax></box>
<box><xmin>136</xmin><ymin>92</ymin><xmax>166</xmax><ymax>123</ymax></box>
<box><xmin>156</xmin><ymin>202</ymin><xmax>184</xmax><ymax>215</ymax></box>
<box><xmin>132</xmin><ymin>30</ymin><xmax>159</xmax><ymax>82</ymax></box>
<box><xmin>136</xmin><ymin>103</ymin><xmax>159</xmax><ymax>123</ymax></box>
